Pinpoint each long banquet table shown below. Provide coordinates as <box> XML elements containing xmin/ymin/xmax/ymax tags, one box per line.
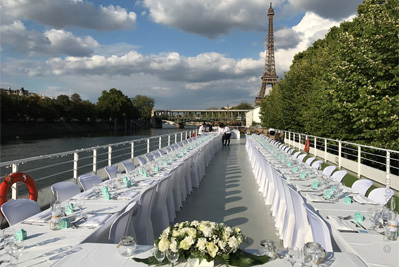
<box><xmin>246</xmin><ymin>135</ymin><xmax>399</xmax><ymax>267</ymax></box>
<box><xmin>0</xmin><ymin>134</ymin><xmax>222</xmax><ymax>267</ymax></box>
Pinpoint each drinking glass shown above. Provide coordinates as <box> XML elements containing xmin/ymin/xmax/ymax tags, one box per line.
<box><xmin>368</xmin><ymin>208</ymin><xmax>378</xmax><ymax>230</ymax></box>
<box><xmin>153</xmin><ymin>247</ymin><xmax>165</xmax><ymax>266</ymax></box>
<box><xmin>286</xmin><ymin>249</ymin><xmax>299</xmax><ymax>266</ymax></box>
<box><xmin>76</xmin><ymin>199</ymin><xmax>85</xmax><ymax>217</ymax></box>
<box><xmin>166</xmin><ymin>250</ymin><xmax>179</xmax><ymax>267</ymax></box>
<box><xmin>4</xmin><ymin>239</ymin><xmax>14</xmax><ymax>266</ymax></box>
<box><xmin>9</xmin><ymin>240</ymin><xmax>24</xmax><ymax>267</ymax></box>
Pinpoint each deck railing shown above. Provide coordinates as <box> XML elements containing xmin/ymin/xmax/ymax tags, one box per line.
<box><xmin>283</xmin><ymin>130</ymin><xmax>399</xmax><ymax>191</ymax></box>
<box><xmin>0</xmin><ymin>130</ymin><xmax>196</xmax><ymax>201</ymax></box>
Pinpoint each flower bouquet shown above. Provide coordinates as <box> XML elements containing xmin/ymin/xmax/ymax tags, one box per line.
<box><xmin>133</xmin><ymin>221</ymin><xmax>269</xmax><ymax>266</ymax></box>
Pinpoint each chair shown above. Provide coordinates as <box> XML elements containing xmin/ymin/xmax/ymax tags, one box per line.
<box><xmin>145</xmin><ymin>153</ymin><xmax>154</xmax><ymax>162</ymax></box>
<box><xmin>108</xmin><ymin>201</ymin><xmax>138</xmax><ymax>243</ymax></box>
<box><xmin>297</xmin><ymin>154</ymin><xmax>307</xmax><ymax>163</ymax></box>
<box><xmin>1</xmin><ymin>199</ymin><xmax>41</xmax><ymax>226</ymax></box>
<box><xmin>122</xmin><ymin>160</ymin><xmax>135</xmax><ymax>174</ymax></box>
<box><xmin>134</xmin><ymin>186</ymin><xmax>156</xmax><ymax>245</ymax></box>
<box><xmin>292</xmin><ymin>152</ymin><xmax>301</xmax><ymax>159</ymax></box>
<box><xmin>304</xmin><ymin>205</ymin><xmax>333</xmax><ymax>252</ymax></box>
<box><xmin>165</xmin><ymin>146</ymin><xmax>172</xmax><ymax>153</ymax></box>
<box><xmin>137</xmin><ymin>156</ymin><xmax>147</xmax><ymax>166</ymax></box>
<box><xmin>157</xmin><ymin>149</ymin><xmax>165</xmax><ymax>156</ymax></box>
<box><xmin>51</xmin><ymin>181</ymin><xmax>81</xmax><ymax>202</ymax></box>
<box><xmin>78</xmin><ymin>174</ymin><xmax>102</xmax><ymax>191</ymax></box>
<box><xmin>322</xmin><ymin>165</ymin><xmax>337</xmax><ymax>177</ymax></box>
<box><xmin>351</xmin><ymin>179</ymin><xmax>373</xmax><ymax>196</ymax></box>
<box><xmin>105</xmin><ymin>165</ymin><xmax>118</xmax><ymax>179</ymax></box>
<box><xmin>368</xmin><ymin>188</ymin><xmax>394</xmax><ymax>205</ymax></box>
<box><xmin>311</xmin><ymin>160</ymin><xmax>323</xmax><ymax>169</ymax></box>
<box><xmin>151</xmin><ymin>177</ymin><xmax>172</xmax><ymax>237</ymax></box>
<box><xmin>152</xmin><ymin>151</ymin><xmax>161</xmax><ymax>159</ymax></box>
<box><xmin>331</xmin><ymin>170</ymin><xmax>347</xmax><ymax>183</ymax></box>
<box><xmin>305</xmin><ymin>157</ymin><xmax>315</xmax><ymax>166</ymax></box>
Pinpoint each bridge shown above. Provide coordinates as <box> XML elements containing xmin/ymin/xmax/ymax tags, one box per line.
<box><xmin>151</xmin><ymin>109</ymin><xmax>250</xmax><ymax>128</ymax></box>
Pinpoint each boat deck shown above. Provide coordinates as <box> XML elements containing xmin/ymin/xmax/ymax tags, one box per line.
<box><xmin>173</xmin><ymin>137</ymin><xmax>283</xmax><ymax>250</ymax></box>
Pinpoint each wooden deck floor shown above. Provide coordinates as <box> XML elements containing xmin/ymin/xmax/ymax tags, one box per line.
<box><xmin>173</xmin><ymin>137</ymin><xmax>283</xmax><ymax>250</ymax></box>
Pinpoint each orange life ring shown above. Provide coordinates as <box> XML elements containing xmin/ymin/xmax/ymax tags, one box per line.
<box><xmin>0</xmin><ymin>172</ymin><xmax>38</xmax><ymax>210</ymax></box>
<box><xmin>304</xmin><ymin>139</ymin><xmax>310</xmax><ymax>152</ymax></box>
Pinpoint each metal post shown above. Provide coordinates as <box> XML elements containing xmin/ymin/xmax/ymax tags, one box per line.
<box><xmin>338</xmin><ymin>141</ymin><xmax>342</xmax><ymax>169</ymax></box>
<box><xmin>175</xmin><ymin>133</ymin><xmax>177</xmax><ymax>144</ymax></box>
<box><xmin>73</xmin><ymin>152</ymin><xmax>79</xmax><ymax>181</ymax></box>
<box><xmin>305</xmin><ymin>135</ymin><xmax>308</xmax><ymax>152</ymax></box>
<box><xmin>168</xmin><ymin>135</ymin><xmax>171</xmax><ymax>146</ymax></box>
<box><xmin>11</xmin><ymin>164</ymin><xmax>18</xmax><ymax>200</ymax></box>
<box><xmin>131</xmin><ymin>142</ymin><xmax>134</xmax><ymax>159</ymax></box>
<box><xmin>324</xmin><ymin>138</ymin><xmax>327</xmax><ymax>162</ymax></box>
<box><xmin>159</xmin><ymin>136</ymin><xmax>162</xmax><ymax>149</ymax></box>
<box><xmin>180</xmin><ymin>132</ymin><xmax>183</xmax><ymax>142</ymax></box>
<box><xmin>357</xmin><ymin>145</ymin><xmax>361</xmax><ymax>178</ymax></box>
<box><xmin>147</xmin><ymin>138</ymin><xmax>150</xmax><ymax>153</ymax></box>
<box><xmin>298</xmin><ymin>133</ymin><xmax>301</xmax><ymax>150</ymax></box>
<box><xmin>386</xmin><ymin>151</ymin><xmax>391</xmax><ymax>188</ymax></box>
<box><xmin>108</xmin><ymin>146</ymin><xmax>112</xmax><ymax>166</ymax></box>
<box><xmin>93</xmin><ymin>149</ymin><xmax>97</xmax><ymax>173</ymax></box>
<box><xmin>314</xmin><ymin>137</ymin><xmax>317</xmax><ymax>157</ymax></box>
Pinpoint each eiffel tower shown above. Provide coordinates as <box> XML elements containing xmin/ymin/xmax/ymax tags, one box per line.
<box><xmin>255</xmin><ymin>2</ymin><xmax>278</xmax><ymax>106</ymax></box>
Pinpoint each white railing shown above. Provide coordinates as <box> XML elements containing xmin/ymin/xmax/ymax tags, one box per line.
<box><xmin>0</xmin><ymin>130</ymin><xmax>196</xmax><ymax>201</ymax></box>
<box><xmin>283</xmin><ymin>131</ymin><xmax>399</xmax><ymax>191</ymax></box>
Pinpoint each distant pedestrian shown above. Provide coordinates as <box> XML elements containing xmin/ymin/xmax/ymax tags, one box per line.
<box><xmin>218</xmin><ymin>123</ymin><xmax>225</xmax><ymax>145</ymax></box>
<box><xmin>224</xmin><ymin>125</ymin><xmax>231</xmax><ymax>146</ymax></box>
<box><xmin>198</xmin><ymin>123</ymin><xmax>206</xmax><ymax>135</ymax></box>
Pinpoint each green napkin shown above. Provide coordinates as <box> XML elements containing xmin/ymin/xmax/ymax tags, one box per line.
<box><xmin>325</xmin><ymin>190</ymin><xmax>332</xmax><ymax>199</ymax></box>
<box><xmin>14</xmin><ymin>229</ymin><xmax>27</xmax><ymax>241</ymax></box>
<box><xmin>104</xmin><ymin>192</ymin><xmax>111</xmax><ymax>200</ymax></box>
<box><xmin>60</xmin><ymin>218</ymin><xmax>70</xmax><ymax>229</ymax></box>
<box><xmin>344</xmin><ymin>196</ymin><xmax>352</xmax><ymax>204</ymax></box>
<box><xmin>355</xmin><ymin>212</ymin><xmax>364</xmax><ymax>223</ymax></box>
<box><xmin>312</xmin><ymin>181</ymin><xmax>319</xmax><ymax>190</ymax></box>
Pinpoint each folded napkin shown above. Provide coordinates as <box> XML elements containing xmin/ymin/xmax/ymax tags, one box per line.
<box><xmin>25</xmin><ymin>210</ymin><xmax>52</xmax><ymax>222</ymax></box>
<box><xmin>82</xmin><ymin>214</ymin><xmax>112</xmax><ymax>228</ymax></box>
<box><xmin>305</xmin><ymin>193</ymin><xmax>332</xmax><ymax>203</ymax></box>
<box><xmin>352</xmin><ymin>194</ymin><xmax>377</xmax><ymax>205</ymax></box>
<box><xmin>139</xmin><ymin>180</ymin><xmax>157</xmax><ymax>186</ymax></box>
<box><xmin>296</xmin><ymin>184</ymin><xmax>316</xmax><ymax>192</ymax></box>
<box><xmin>75</xmin><ymin>190</ymin><xmax>94</xmax><ymax>199</ymax></box>
<box><xmin>117</xmin><ymin>190</ymin><xmax>140</xmax><ymax>200</ymax></box>
<box><xmin>328</xmin><ymin>216</ymin><xmax>353</xmax><ymax>231</ymax></box>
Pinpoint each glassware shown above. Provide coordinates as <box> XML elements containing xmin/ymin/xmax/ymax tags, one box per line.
<box><xmin>4</xmin><ymin>239</ymin><xmax>14</xmax><ymax>265</ymax></box>
<box><xmin>286</xmin><ymin>249</ymin><xmax>299</xmax><ymax>266</ymax></box>
<box><xmin>258</xmin><ymin>240</ymin><xmax>277</xmax><ymax>260</ymax></box>
<box><xmin>303</xmin><ymin>242</ymin><xmax>324</xmax><ymax>266</ymax></box>
<box><xmin>153</xmin><ymin>247</ymin><xmax>165</xmax><ymax>266</ymax></box>
<box><xmin>50</xmin><ymin>191</ymin><xmax>62</xmax><ymax>230</ymax></box>
<box><xmin>166</xmin><ymin>249</ymin><xmax>179</xmax><ymax>267</ymax></box>
<box><xmin>9</xmin><ymin>240</ymin><xmax>24</xmax><ymax>267</ymax></box>
<box><xmin>76</xmin><ymin>199</ymin><xmax>85</xmax><ymax>217</ymax></box>
<box><xmin>117</xmin><ymin>236</ymin><xmax>136</xmax><ymax>256</ymax></box>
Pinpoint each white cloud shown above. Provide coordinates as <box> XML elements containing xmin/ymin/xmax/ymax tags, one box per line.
<box><xmin>0</xmin><ymin>21</ymin><xmax>99</xmax><ymax>57</ymax></box>
<box><xmin>1</xmin><ymin>0</ymin><xmax>136</xmax><ymax>31</ymax></box>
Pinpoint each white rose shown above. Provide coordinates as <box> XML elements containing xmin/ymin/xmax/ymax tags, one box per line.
<box><xmin>196</xmin><ymin>237</ymin><xmax>207</xmax><ymax>252</ymax></box>
<box><xmin>158</xmin><ymin>238</ymin><xmax>170</xmax><ymax>252</ymax></box>
<box><xmin>190</xmin><ymin>220</ymin><xmax>200</xmax><ymax>227</ymax></box>
<box><xmin>218</xmin><ymin>240</ymin><xmax>226</xmax><ymax>250</ymax></box>
<box><xmin>228</xmin><ymin>236</ymin><xmax>238</xmax><ymax>249</ymax></box>
<box><xmin>187</xmin><ymin>227</ymin><xmax>197</xmax><ymax>238</ymax></box>
<box><xmin>206</xmin><ymin>242</ymin><xmax>219</xmax><ymax>258</ymax></box>
<box><xmin>170</xmin><ymin>238</ymin><xmax>178</xmax><ymax>252</ymax></box>
<box><xmin>203</xmin><ymin>227</ymin><xmax>213</xmax><ymax>237</ymax></box>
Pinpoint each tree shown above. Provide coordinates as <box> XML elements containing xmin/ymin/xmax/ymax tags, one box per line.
<box><xmin>97</xmin><ymin>88</ymin><xmax>134</xmax><ymax>121</ymax></box>
<box><xmin>232</xmin><ymin>102</ymin><xmax>254</xmax><ymax>110</ymax></box>
<box><xmin>131</xmin><ymin>95</ymin><xmax>154</xmax><ymax>120</ymax></box>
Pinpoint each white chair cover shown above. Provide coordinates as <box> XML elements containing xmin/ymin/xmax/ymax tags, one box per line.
<box><xmin>305</xmin><ymin>157</ymin><xmax>315</xmax><ymax>166</ymax></box>
<box><xmin>368</xmin><ymin>188</ymin><xmax>394</xmax><ymax>205</ymax></box>
<box><xmin>51</xmin><ymin>181</ymin><xmax>81</xmax><ymax>202</ymax></box>
<box><xmin>323</xmin><ymin>165</ymin><xmax>337</xmax><ymax>177</ymax></box>
<box><xmin>152</xmin><ymin>151</ymin><xmax>161</xmax><ymax>159</ymax></box>
<box><xmin>78</xmin><ymin>174</ymin><xmax>102</xmax><ymax>191</ymax></box>
<box><xmin>311</xmin><ymin>160</ymin><xmax>323</xmax><ymax>169</ymax></box>
<box><xmin>145</xmin><ymin>154</ymin><xmax>154</xmax><ymax>162</ymax></box>
<box><xmin>331</xmin><ymin>170</ymin><xmax>347</xmax><ymax>183</ymax></box>
<box><xmin>1</xmin><ymin>199</ymin><xmax>41</xmax><ymax>226</ymax></box>
<box><xmin>134</xmin><ymin>185</ymin><xmax>156</xmax><ymax>245</ymax></box>
<box><xmin>304</xmin><ymin>205</ymin><xmax>333</xmax><ymax>252</ymax></box>
<box><xmin>151</xmin><ymin>177</ymin><xmax>172</xmax><ymax>237</ymax></box>
<box><xmin>297</xmin><ymin>154</ymin><xmax>307</xmax><ymax>163</ymax></box>
<box><xmin>137</xmin><ymin>156</ymin><xmax>147</xmax><ymax>166</ymax></box>
<box><xmin>351</xmin><ymin>179</ymin><xmax>373</xmax><ymax>196</ymax></box>
<box><xmin>122</xmin><ymin>160</ymin><xmax>135</xmax><ymax>173</ymax></box>
<box><xmin>157</xmin><ymin>149</ymin><xmax>165</xmax><ymax>155</ymax></box>
<box><xmin>105</xmin><ymin>165</ymin><xmax>118</xmax><ymax>179</ymax></box>
<box><xmin>108</xmin><ymin>201</ymin><xmax>138</xmax><ymax>243</ymax></box>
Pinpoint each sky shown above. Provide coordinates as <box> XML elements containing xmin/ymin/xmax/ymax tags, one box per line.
<box><xmin>0</xmin><ymin>0</ymin><xmax>363</xmax><ymax>109</ymax></box>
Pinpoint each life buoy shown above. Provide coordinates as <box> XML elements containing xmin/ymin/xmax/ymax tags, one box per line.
<box><xmin>304</xmin><ymin>139</ymin><xmax>310</xmax><ymax>152</ymax></box>
<box><xmin>0</xmin><ymin>172</ymin><xmax>38</xmax><ymax>210</ymax></box>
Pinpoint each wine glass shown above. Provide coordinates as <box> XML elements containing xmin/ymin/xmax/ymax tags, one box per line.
<box><xmin>76</xmin><ymin>199</ymin><xmax>85</xmax><ymax>217</ymax></box>
<box><xmin>9</xmin><ymin>240</ymin><xmax>24</xmax><ymax>267</ymax></box>
<box><xmin>166</xmin><ymin>250</ymin><xmax>179</xmax><ymax>267</ymax></box>
<box><xmin>153</xmin><ymin>247</ymin><xmax>165</xmax><ymax>266</ymax></box>
<box><xmin>4</xmin><ymin>238</ymin><xmax>14</xmax><ymax>266</ymax></box>
<box><xmin>286</xmin><ymin>249</ymin><xmax>299</xmax><ymax>266</ymax></box>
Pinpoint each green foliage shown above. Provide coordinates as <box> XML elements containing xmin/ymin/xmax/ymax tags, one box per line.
<box><xmin>131</xmin><ymin>95</ymin><xmax>155</xmax><ymax>120</ymax></box>
<box><xmin>231</xmin><ymin>102</ymin><xmax>254</xmax><ymax>110</ymax></box>
<box><xmin>260</xmin><ymin>0</ymin><xmax>399</xmax><ymax>150</ymax></box>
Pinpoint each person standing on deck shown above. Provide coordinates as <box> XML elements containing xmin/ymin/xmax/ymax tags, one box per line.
<box><xmin>218</xmin><ymin>123</ymin><xmax>225</xmax><ymax>145</ymax></box>
<box><xmin>198</xmin><ymin>123</ymin><xmax>206</xmax><ymax>135</ymax></box>
<box><xmin>224</xmin><ymin>125</ymin><xmax>231</xmax><ymax>146</ymax></box>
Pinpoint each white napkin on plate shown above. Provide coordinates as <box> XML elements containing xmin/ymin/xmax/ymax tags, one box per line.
<box><xmin>117</xmin><ymin>190</ymin><xmax>140</xmax><ymax>200</ymax></box>
<box><xmin>352</xmin><ymin>194</ymin><xmax>377</xmax><ymax>204</ymax></box>
<box><xmin>139</xmin><ymin>180</ymin><xmax>157</xmax><ymax>186</ymax></box>
<box><xmin>82</xmin><ymin>214</ymin><xmax>112</xmax><ymax>228</ymax></box>
<box><xmin>305</xmin><ymin>193</ymin><xmax>330</xmax><ymax>203</ymax></box>
<box><xmin>75</xmin><ymin>190</ymin><xmax>94</xmax><ymax>199</ymax></box>
<box><xmin>328</xmin><ymin>216</ymin><xmax>353</xmax><ymax>231</ymax></box>
<box><xmin>25</xmin><ymin>210</ymin><xmax>52</xmax><ymax>222</ymax></box>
